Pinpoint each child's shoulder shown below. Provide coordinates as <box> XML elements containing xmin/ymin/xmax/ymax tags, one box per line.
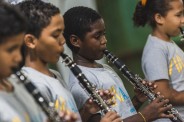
<box><xmin>145</xmin><ymin>35</ymin><xmax>169</xmax><ymax>51</ymax></box>
<box><xmin>102</xmin><ymin>63</ymin><xmax>114</xmax><ymax>71</ymax></box>
<box><xmin>49</xmin><ymin>69</ymin><xmax>68</xmax><ymax>88</ymax></box>
<box><xmin>49</xmin><ymin>69</ymin><xmax>61</xmax><ymax>77</ymax></box>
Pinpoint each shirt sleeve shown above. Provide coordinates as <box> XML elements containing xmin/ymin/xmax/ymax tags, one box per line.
<box><xmin>68</xmin><ymin>73</ymin><xmax>89</xmax><ymax>110</ymax></box>
<box><xmin>68</xmin><ymin>70</ymin><xmax>101</xmax><ymax>110</ymax></box>
<box><xmin>142</xmin><ymin>47</ymin><xmax>169</xmax><ymax>82</ymax></box>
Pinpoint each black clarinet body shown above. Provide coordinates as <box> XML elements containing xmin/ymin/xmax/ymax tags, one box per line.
<box><xmin>180</xmin><ymin>27</ymin><xmax>184</xmax><ymax>41</ymax></box>
<box><xmin>14</xmin><ymin>70</ymin><xmax>63</xmax><ymax>122</ymax></box>
<box><xmin>61</xmin><ymin>53</ymin><xmax>111</xmax><ymax>114</ymax></box>
<box><xmin>104</xmin><ymin>49</ymin><xmax>184</xmax><ymax>122</ymax></box>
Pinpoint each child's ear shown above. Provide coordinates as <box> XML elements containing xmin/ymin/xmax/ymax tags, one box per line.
<box><xmin>24</xmin><ymin>34</ymin><xmax>37</xmax><ymax>49</ymax></box>
<box><xmin>70</xmin><ymin>35</ymin><xmax>81</xmax><ymax>48</ymax></box>
<box><xmin>154</xmin><ymin>13</ymin><xmax>164</xmax><ymax>25</ymax></box>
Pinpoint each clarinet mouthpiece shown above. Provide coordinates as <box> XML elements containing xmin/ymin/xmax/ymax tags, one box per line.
<box><xmin>179</xmin><ymin>27</ymin><xmax>184</xmax><ymax>41</ymax></box>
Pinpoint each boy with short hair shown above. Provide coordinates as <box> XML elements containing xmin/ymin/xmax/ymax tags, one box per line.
<box><xmin>17</xmin><ymin>0</ymin><xmax>121</xmax><ymax>122</ymax></box>
<box><xmin>64</xmin><ymin>6</ymin><xmax>174</xmax><ymax>122</ymax></box>
<box><xmin>0</xmin><ymin>2</ymin><xmax>47</xmax><ymax>122</ymax></box>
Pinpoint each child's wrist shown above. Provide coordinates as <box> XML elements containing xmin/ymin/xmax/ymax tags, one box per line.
<box><xmin>133</xmin><ymin>95</ymin><xmax>143</xmax><ymax>104</ymax></box>
<box><xmin>138</xmin><ymin>112</ymin><xmax>147</xmax><ymax>122</ymax></box>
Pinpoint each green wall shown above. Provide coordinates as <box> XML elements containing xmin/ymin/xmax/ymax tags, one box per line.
<box><xmin>96</xmin><ymin>0</ymin><xmax>150</xmax><ymax>98</ymax></box>
<box><xmin>96</xmin><ymin>0</ymin><xmax>150</xmax><ymax>54</ymax></box>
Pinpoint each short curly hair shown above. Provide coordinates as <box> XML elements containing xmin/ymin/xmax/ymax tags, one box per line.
<box><xmin>0</xmin><ymin>1</ymin><xmax>27</xmax><ymax>44</ymax></box>
<box><xmin>17</xmin><ymin>0</ymin><xmax>60</xmax><ymax>38</ymax></box>
<box><xmin>63</xmin><ymin>6</ymin><xmax>102</xmax><ymax>52</ymax></box>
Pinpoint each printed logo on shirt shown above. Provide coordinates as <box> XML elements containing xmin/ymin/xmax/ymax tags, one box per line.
<box><xmin>55</xmin><ymin>96</ymin><xmax>67</xmax><ymax>111</ymax></box>
<box><xmin>109</xmin><ymin>85</ymin><xmax>129</xmax><ymax>106</ymax></box>
<box><xmin>54</xmin><ymin>96</ymin><xmax>78</xmax><ymax>113</ymax></box>
<box><xmin>169</xmin><ymin>54</ymin><xmax>184</xmax><ymax>76</ymax></box>
<box><xmin>130</xmin><ymin>107</ymin><xmax>136</xmax><ymax>113</ymax></box>
<box><xmin>12</xmin><ymin>113</ymin><xmax>30</xmax><ymax>122</ymax></box>
<box><xmin>119</xmin><ymin>87</ymin><xmax>129</xmax><ymax>100</ymax></box>
<box><xmin>12</xmin><ymin>116</ymin><xmax>21</xmax><ymax>122</ymax></box>
<box><xmin>68</xmin><ymin>100</ymin><xmax>78</xmax><ymax>113</ymax></box>
<box><xmin>24</xmin><ymin>113</ymin><xmax>30</xmax><ymax>122</ymax></box>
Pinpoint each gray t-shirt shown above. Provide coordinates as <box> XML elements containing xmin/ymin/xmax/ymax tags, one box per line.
<box><xmin>22</xmin><ymin>67</ymin><xmax>82</xmax><ymax>122</ymax></box>
<box><xmin>0</xmin><ymin>75</ymin><xmax>46</xmax><ymax>122</ymax></box>
<box><xmin>142</xmin><ymin>34</ymin><xmax>184</xmax><ymax>121</ymax></box>
<box><xmin>68</xmin><ymin>64</ymin><xmax>137</xmax><ymax>119</ymax></box>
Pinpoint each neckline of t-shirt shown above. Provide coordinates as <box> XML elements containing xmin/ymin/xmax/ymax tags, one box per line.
<box><xmin>0</xmin><ymin>82</ymin><xmax>18</xmax><ymax>97</ymax></box>
<box><xmin>22</xmin><ymin>67</ymin><xmax>58</xmax><ymax>80</ymax></box>
<box><xmin>149</xmin><ymin>34</ymin><xmax>175</xmax><ymax>44</ymax></box>
<box><xmin>78</xmin><ymin>65</ymin><xmax>105</xmax><ymax>71</ymax></box>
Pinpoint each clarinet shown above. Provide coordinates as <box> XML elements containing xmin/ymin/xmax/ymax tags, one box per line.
<box><xmin>180</xmin><ymin>27</ymin><xmax>184</xmax><ymax>41</ymax></box>
<box><xmin>103</xmin><ymin>49</ymin><xmax>184</xmax><ymax>122</ymax></box>
<box><xmin>60</xmin><ymin>53</ymin><xmax>111</xmax><ymax>114</ymax></box>
<box><xmin>13</xmin><ymin>70</ymin><xmax>63</xmax><ymax>122</ymax></box>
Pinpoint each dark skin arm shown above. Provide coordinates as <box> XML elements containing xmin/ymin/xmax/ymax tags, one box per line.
<box><xmin>81</xmin><ymin>96</ymin><xmax>173</xmax><ymax>122</ymax></box>
<box><xmin>153</xmin><ymin>79</ymin><xmax>184</xmax><ymax>106</ymax></box>
<box><xmin>79</xmin><ymin>105</ymin><xmax>94</xmax><ymax>122</ymax></box>
<box><xmin>88</xmin><ymin>112</ymin><xmax>122</xmax><ymax>122</ymax></box>
<box><xmin>123</xmin><ymin>114</ymin><xmax>145</xmax><ymax>122</ymax></box>
<box><xmin>124</xmin><ymin>96</ymin><xmax>173</xmax><ymax>122</ymax></box>
<box><xmin>131</xmin><ymin>95</ymin><xmax>143</xmax><ymax>110</ymax></box>
<box><xmin>132</xmin><ymin>81</ymin><xmax>157</xmax><ymax>110</ymax></box>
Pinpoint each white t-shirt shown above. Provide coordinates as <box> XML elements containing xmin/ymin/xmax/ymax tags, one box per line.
<box><xmin>22</xmin><ymin>67</ymin><xmax>82</xmax><ymax>122</ymax></box>
<box><xmin>142</xmin><ymin>35</ymin><xmax>184</xmax><ymax>121</ymax></box>
<box><xmin>68</xmin><ymin>64</ymin><xmax>137</xmax><ymax>119</ymax></box>
<box><xmin>0</xmin><ymin>75</ymin><xmax>47</xmax><ymax>122</ymax></box>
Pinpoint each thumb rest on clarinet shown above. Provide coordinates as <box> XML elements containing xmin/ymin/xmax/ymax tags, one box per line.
<box><xmin>103</xmin><ymin>49</ymin><xmax>184</xmax><ymax>122</ymax></box>
<box><xmin>13</xmin><ymin>69</ymin><xmax>64</xmax><ymax>122</ymax></box>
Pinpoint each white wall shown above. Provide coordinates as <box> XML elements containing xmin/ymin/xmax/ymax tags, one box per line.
<box><xmin>48</xmin><ymin>0</ymin><xmax>97</xmax><ymax>13</ymax></box>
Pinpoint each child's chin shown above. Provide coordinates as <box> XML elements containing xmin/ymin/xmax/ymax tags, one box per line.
<box><xmin>3</xmin><ymin>72</ymin><xmax>11</xmax><ymax>79</ymax></box>
<box><xmin>96</xmin><ymin>55</ymin><xmax>103</xmax><ymax>60</ymax></box>
<box><xmin>50</xmin><ymin>60</ymin><xmax>58</xmax><ymax>64</ymax></box>
<box><xmin>55</xmin><ymin>57</ymin><xmax>61</xmax><ymax>63</ymax></box>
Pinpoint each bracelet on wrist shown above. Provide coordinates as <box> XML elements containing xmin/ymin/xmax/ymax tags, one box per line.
<box><xmin>138</xmin><ymin>112</ymin><xmax>147</xmax><ymax>122</ymax></box>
